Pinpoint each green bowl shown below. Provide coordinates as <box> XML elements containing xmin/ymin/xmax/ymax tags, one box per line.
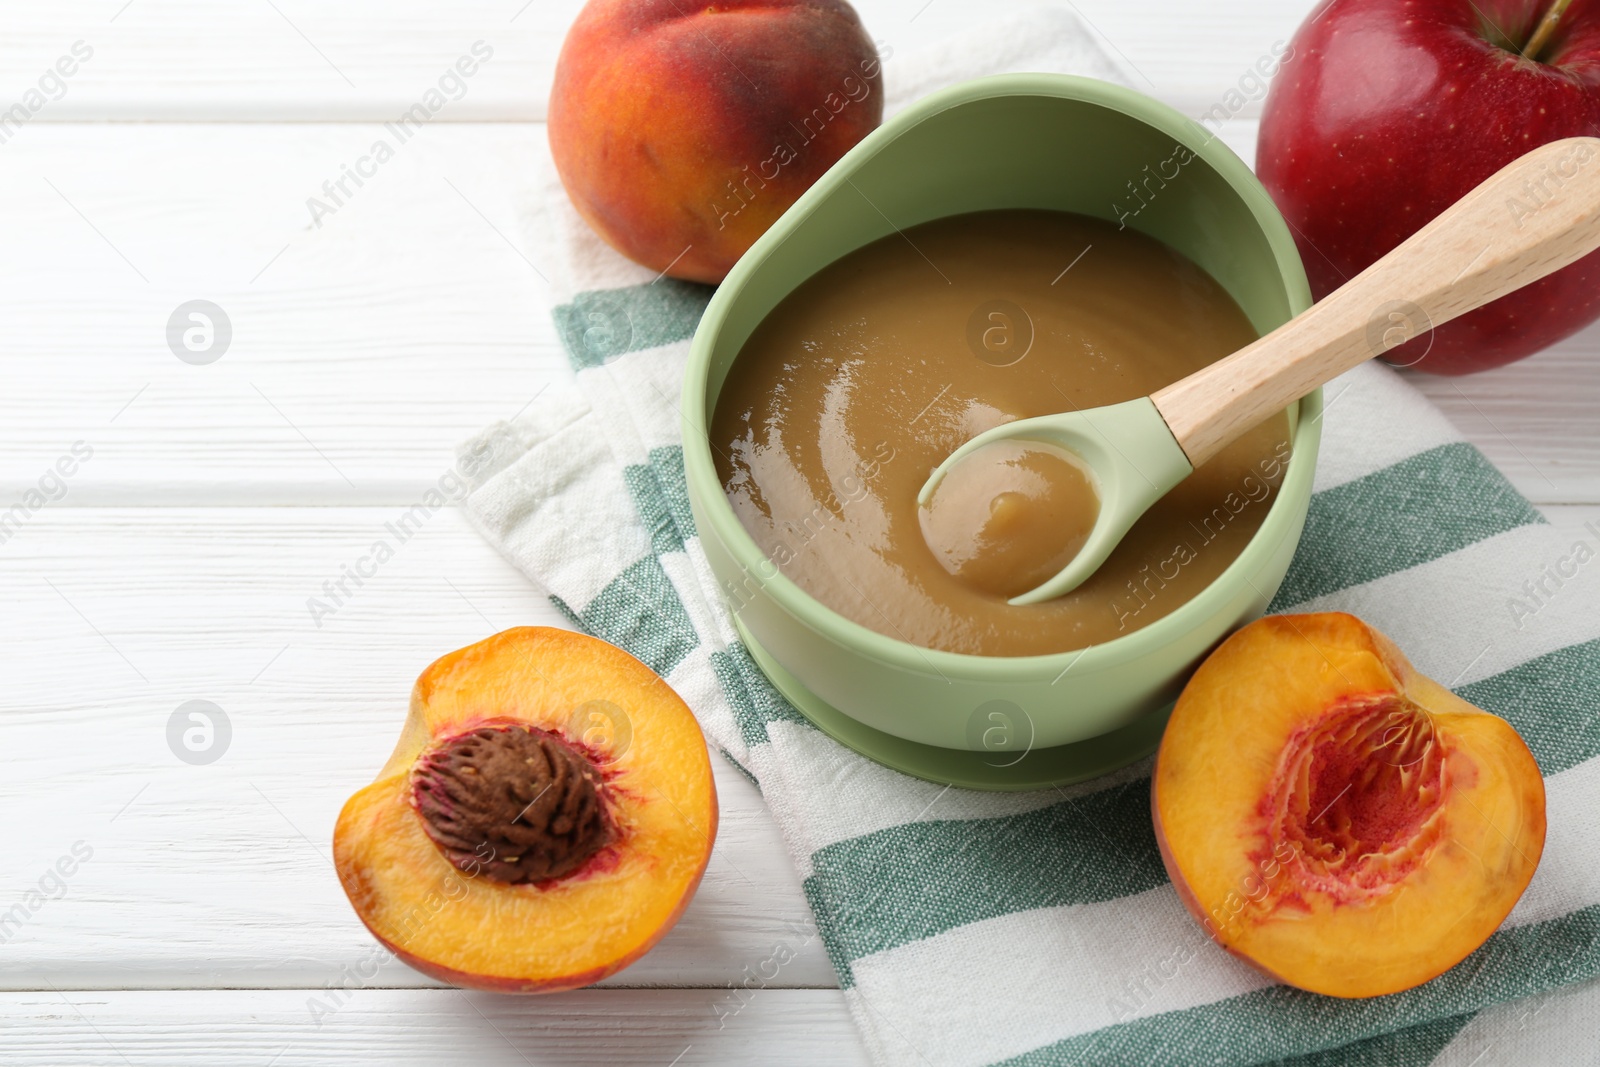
<box><xmin>682</xmin><ymin>74</ymin><xmax>1319</xmax><ymax>790</ymax></box>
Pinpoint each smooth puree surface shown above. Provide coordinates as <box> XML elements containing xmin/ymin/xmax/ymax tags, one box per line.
<box><xmin>712</xmin><ymin>210</ymin><xmax>1292</xmax><ymax>656</ymax></box>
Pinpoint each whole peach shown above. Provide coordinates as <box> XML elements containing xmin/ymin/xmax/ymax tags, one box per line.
<box><xmin>549</xmin><ymin>0</ymin><xmax>883</xmax><ymax>284</ymax></box>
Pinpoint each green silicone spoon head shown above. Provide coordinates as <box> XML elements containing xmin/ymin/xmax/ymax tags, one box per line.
<box><xmin>916</xmin><ymin>396</ymin><xmax>1194</xmax><ymax>605</ymax></box>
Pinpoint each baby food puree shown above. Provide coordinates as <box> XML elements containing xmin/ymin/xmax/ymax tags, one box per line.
<box><xmin>713</xmin><ymin>210</ymin><xmax>1291</xmax><ymax>656</ymax></box>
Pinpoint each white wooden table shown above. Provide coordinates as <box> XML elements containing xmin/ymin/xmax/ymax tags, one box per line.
<box><xmin>2</xmin><ymin>2</ymin><xmax>1596</xmax><ymax>1063</ymax></box>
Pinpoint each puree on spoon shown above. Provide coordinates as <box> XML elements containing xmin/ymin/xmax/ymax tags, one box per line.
<box><xmin>712</xmin><ymin>209</ymin><xmax>1292</xmax><ymax>656</ymax></box>
<box><xmin>917</xmin><ymin>439</ymin><xmax>1100</xmax><ymax>600</ymax></box>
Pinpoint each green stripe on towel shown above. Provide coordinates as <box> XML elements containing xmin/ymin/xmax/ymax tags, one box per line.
<box><xmin>623</xmin><ymin>445</ymin><xmax>693</xmax><ymax>555</ymax></box>
<box><xmin>806</xmin><ymin>779</ymin><xmax>1164</xmax><ymax>987</ymax></box>
<box><xmin>993</xmin><ymin>903</ymin><xmax>1600</xmax><ymax>1067</ymax></box>
<box><xmin>549</xmin><ymin>554</ymin><xmax>699</xmax><ymax>679</ymax></box>
<box><xmin>710</xmin><ymin>644</ymin><xmax>814</xmax><ymax>749</ymax></box>
<box><xmin>1459</xmin><ymin>639</ymin><xmax>1600</xmax><ymax>776</ymax></box>
<box><xmin>1270</xmin><ymin>443</ymin><xmax>1544</xmax><ymax>610</ymax></box>
<box><xmin>1260</xmin><ymin>1011</ymin><xmax>1476</xmax><ymax>1067</ymax></box>
<box><xmin>553</xmin><ymin>280</ymin><xmax>714</xmax><ymax>370</ymax></box>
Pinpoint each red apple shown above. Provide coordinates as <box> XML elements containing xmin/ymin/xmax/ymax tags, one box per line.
<box><xmin>1258</xmin><ymin>0</ymin><xmax>1600</xmax><ymax>374</ymax></box>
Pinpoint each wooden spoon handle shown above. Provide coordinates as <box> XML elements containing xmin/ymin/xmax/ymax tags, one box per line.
<box><xmin>1152</xmin><ymin>136</ymin><xmax>1600</xmax><ymax>468</ymax></box>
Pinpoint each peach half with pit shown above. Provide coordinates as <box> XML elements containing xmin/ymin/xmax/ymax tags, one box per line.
<box><xmin>1153</xmin><ymin>612</ymin><xmax>1545</xmax><ymax>998</ymax></box>
<box><xmin>333</xmin><ymin>627</ymin><xmax>718</xmax><ymax>992</ymax></box>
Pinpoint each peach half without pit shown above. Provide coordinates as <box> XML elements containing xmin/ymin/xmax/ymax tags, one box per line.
<box><xmin>333</xmin><ymin>627</ymin><xmax>718</xmax><ymax>992</ymax></box>
<box><xmin>1153</xmin><ymin>612</ymin><xmax>1545</xmax><ymax>998</ymax></box>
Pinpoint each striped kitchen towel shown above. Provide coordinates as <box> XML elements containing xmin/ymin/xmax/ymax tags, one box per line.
<box><xmin>458</xmin><ymin>8</ymin><xmax>1600</xmax><ymax>1065</ymax></box>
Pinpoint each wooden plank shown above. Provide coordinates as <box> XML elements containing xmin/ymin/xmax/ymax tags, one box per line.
<box><xmin>0</xmin><ymin>1</ymin><xmax>551</xmax><ymax>122</ymax></box>
<box><xmin>1</xmin><ymin>119</ymin><xmax>1594</xmax><ymax>508</ymax></box>
<box><xmin>1</xmin><ymin>0</ymin><xmax>1319</xmax><ymax>123</ymax></box>
<box><xmin>0</xmin><ymin>122</ymin><xmax>560</xmax><ymax>505</ymax></box>
<box><xmin>0</xmin><ymin>507</ymin><xmax>834</xmax><ymax>990</ymax></box>
<box><xmin>1540</xmin><ymin>504</ymin><xmax>1600</xmax><ymax>527</ymax></box>
<box><xmin>0</xmin><ymin>988</ymin><xmax>870</xmax><ymax>1066</ymax></box>
<box><xmin>2</xmin><ymin>3</ymin><xmax>1590</xmax><ymax>1060</ymax></box>
<box><xmin>1408</xmin><ymin>354</ymin><xmax>1600</xmax><ymax>509</ymax></box>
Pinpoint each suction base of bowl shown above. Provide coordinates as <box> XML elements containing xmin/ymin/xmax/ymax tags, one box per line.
<box><xmin>735</xmin><ymin>617</ymin><xmax>1171</xmax><ymax>791</ymax></box>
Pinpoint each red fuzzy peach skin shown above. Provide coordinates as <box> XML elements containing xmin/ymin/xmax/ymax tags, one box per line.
<box><xmin>549</xmin><ymin>0</ymin><xmax>883</xmax><ymax>283</ymax></box>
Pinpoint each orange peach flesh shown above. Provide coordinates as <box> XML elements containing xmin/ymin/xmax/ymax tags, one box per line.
<box><xmin>333</xmin><ymin>628</ymin><xmax>717</xmax><ymax>992</ymax></box>
<box><xmin>1153</xmin><ymin>613</ymin><xmax>1545</xmax><ymax>999</ymax></box>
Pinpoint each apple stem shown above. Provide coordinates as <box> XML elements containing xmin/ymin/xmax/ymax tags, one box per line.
<box><xmin>1522</xmin><ymin>0</ymin><xmax>1577</xmax><ymax>62</ymax></box>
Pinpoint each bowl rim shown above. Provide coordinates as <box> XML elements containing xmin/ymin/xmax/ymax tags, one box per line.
<box><xmin>682</xmin><ymin>72</ymin><xmax>1318</xmax><ymax>681</ymax></box>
